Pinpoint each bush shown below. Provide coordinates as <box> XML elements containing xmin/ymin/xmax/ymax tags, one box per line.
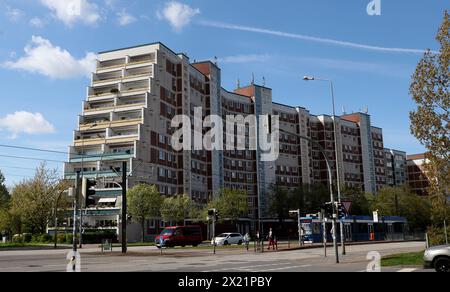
<box><xmin>40</xmin><ymin>234</ymin><xmax>52</xmax><ymax>243</ymax></box>
<box><xmin>81</xmin><ymin>231</ymin><xmax>117</xmax><ymax>244</ymax></box>
<box><xmin>57</xmin><ymin>234</ymin><xmax>67</xmax><ymax>244</ymax></box>
<box><xmin>23</xmin><ymin>233</ymin><xmax>32</xmax><ymax>243</ymax></box>
<box><xmin>31</xmin><ymin>234</ymin><xmax>53</xmax><ymax>243</ymax></box>
<box><xmin>66</xmin><ymin>234</ymin><xmax>73</xmax><ymax>244</ymax></box>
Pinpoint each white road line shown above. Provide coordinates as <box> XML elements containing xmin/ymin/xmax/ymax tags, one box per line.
<box><xmin>252</xmin><ymin>265</ymin><xmax>310</xmax><ymax>272</ymax></box>
<box><xmin>201</xmin><ymin>263</ymin><xmax>289</xmax><ymax>272</ymax></box>
<box><xmin>397</xmin><ymin>268</ymin><xmax>417</xmax><ymax>273</ymax></box>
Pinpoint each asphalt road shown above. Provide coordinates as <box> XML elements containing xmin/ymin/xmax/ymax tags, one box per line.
<box><xmin>0</xmin><ymin>241</ymin><xmax>429</xmax><ymax>272</ymax></box>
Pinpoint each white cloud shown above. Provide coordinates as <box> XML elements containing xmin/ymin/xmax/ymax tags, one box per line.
<box><xmin>117</xmin><ymin>10</ymin><xmax>137</xmax><ymax>26</ymax></box>
<box><xmin>0</xmin><ymin>112</ymin><xmax>55</xmax><ymax>139</ymax></box>
<box><xmin>39</xmin><ymin>0</ymin><xmax>101</xmax><ymax>26</ymax></box>
<box><xmin>199</xmin><ymin>20</ymin><xmax>439</xmax><ymax>55</ymax></box>
<box><xmin>157</xmin><ymin>1</ymin><xmax>200</xmax><ymax>31</ymax></box>
<box><xmin>30</xmin><ymin>17</ymin><xmax>45</xmax><ymax>28</ymax></box>
<box><xmin>5</xmin><ymin>6</ymin><xmax>24</xmax><ymax>22</ymax></box>
<box><xmin>218</xmin><ymin>54</ymin><xmax>271</xmax><ymax>64</ymax></box>
<box><xmin>3</xmin><ymin>36</ymin><xmax>97</xmax><ymax>79</ymax></box>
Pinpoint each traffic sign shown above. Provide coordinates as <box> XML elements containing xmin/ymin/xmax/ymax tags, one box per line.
<box><xmin>342</xmin><ymin>201</ymin><xmax>352</xmax><ymax>214</ymax></box>
<box><xmin>373</xmin><ymin>211</ymin><xmax>379</xmax><ymax>223</ymax></box>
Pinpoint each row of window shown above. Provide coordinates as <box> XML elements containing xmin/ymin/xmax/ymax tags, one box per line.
<box><xmin>158</xmin><ymin>168</ymin><xmax>177</xmax><ymax>179</ymax></box>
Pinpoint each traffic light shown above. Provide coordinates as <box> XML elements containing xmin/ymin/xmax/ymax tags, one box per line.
<box><xmin>82</xmin><ymin>177</ymin><xmax>96</xmax><ymax>208</ymax></box>
<box><xmin>320</xmin><ymin>202</ymin><xmax>333</xmax><ymax>219</ymax></box>
<box><xmin>336</xmin><ymin>202</ymin><xmax>346</xmax><ymax>218</ymax></box>
<box><xmin>215</xmin><ymin>210</ymin><xmax>220</xmax><ymax>222</ymax></box>
<box><xmin>208</xmin><ymin>209</ymin><xmax>220</xmax><ymax>221</ymax></box>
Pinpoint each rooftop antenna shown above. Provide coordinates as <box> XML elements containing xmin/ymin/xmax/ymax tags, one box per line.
<box><xmin>251</xmin><ymin>73</ymin><xmax>255</xmax><ymax>85</ymax></box>
<box><xmin>364</xmin><ymin>106</ymin><xmax>369</xmax><ymax>114</ymax></box>
<box><xmin>237</xmin><ymin>78</ymin><xmax>241</xmax><ymax>89</ymax></box>
<box><xmin>262</xmin><ymin>76</ymin><xmax>266</xmax><ymax>87</ymax></box>
<box><xmin>342</xmin><ymin>106</ymin><xmax>347</xmax><ymax>115</ymax></box>
<box><xmin>214</xmin><ymin>56</ymin><xmax>218</xmax><ymax>66</ymax></box>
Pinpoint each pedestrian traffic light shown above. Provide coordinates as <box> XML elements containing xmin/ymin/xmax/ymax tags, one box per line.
<box><xmin>82</xmin><ymin>177</ymin><xmax>96</xmax><ymax>208</ymax></box>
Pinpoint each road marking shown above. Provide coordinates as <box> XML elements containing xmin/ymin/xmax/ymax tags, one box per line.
<box><xmin>253</xmin><ymin>265</ymin><xmax>311</xmax><ymax>272</ymax></box>
<box><xmin>201</xmin><ymin>263</ymin><xmax>289</xmax><ymax>272</ymax></box>
<box><xmin>397</xmin><ymin>268</ymin><xmax>417</xmax><ymax>273</ymax></box>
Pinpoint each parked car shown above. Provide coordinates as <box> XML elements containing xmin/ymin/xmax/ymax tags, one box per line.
<box><xmin>155</xmin><ymin>226</ymin><xmax>203</xmax><ymax>248</ymax></box>
<box><xmin>212</xmin><ymin>233</ymin><xmax>244</xmax><ymax>246</ymax></box>
<box><xmin>424</xmin><ymin>245</ymin><xmax>450</xmax><ymax>272</ymax></box>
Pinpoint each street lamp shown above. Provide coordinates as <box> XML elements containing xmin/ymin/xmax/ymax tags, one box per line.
<box><xmin>280</xmin><ymin>129</ymin><xmax>339</xmax><ymax>263</ymax></box>
<box><xmin>302</xmin><ymin>75</ymin><xmax>346</xmax><ymax>255</ymax></box>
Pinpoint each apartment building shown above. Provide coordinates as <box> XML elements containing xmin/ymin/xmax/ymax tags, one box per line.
<box><xmin>385</xmin><ymin>149</ymin><xmax>407</xmax><ymax>187</ymax></box>
<box><xmin>64</xmin><ymin>42</ymin><xmax>406</xmax><ymax>237</ymax></box>
<box><xmin>406</xmin><ymin>154</ymin><xmax>430</xmax><ymax>196</ymax></box>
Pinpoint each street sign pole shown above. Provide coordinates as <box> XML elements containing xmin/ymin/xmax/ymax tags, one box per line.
<box><xmin>213</xmin><ymin>214</ymin><xmax>216</xmax><ymax>255</ymax></box>
<box><xmin>323</xmin><ymin>219</ymin><xmax>327</xmax><ymax>258</ymax></box>
<box><xmin>444</xmin><ymin>220</ymin><xmax>448</xmax><ymax>245</ymax></box>
<box><xmin>121</xmin><ymin>161</ymin><xmax>127</xmax><ymax>254</ymax></box>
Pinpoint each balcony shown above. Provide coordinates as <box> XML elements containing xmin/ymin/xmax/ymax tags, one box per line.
<box><xmin>123</xmin><ymin>66</ymin><xmax>153</xmax><ymax>81</ymax></box>
<box><xmin>128</xmin><ymin>53</ymin><xmax>156</xmax><ymax>65</ymax></box>
<box><xmin>84</xmin><ymin>100</ymin><xmax>115</xmax><ymax>112</ymax></box>
<box><xmin>92</xmin><ymin>70</ymin><xmax>122</xmax><ymax>85</ymax></box>
<box><xmin>121</xmin><ymin>80</ymin><xmax>149</xmax><ymax>93</ymax></box>
<box><xmin>97</xmin><ymin>58</ymin><xmax>126</xmax><ymax>71</ymax></box>
<box><xmin>89</xmin><ymin>85</ymin><xmax>120</xmax><ymax>98</ymax></box>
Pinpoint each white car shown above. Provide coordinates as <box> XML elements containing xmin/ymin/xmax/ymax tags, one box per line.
<box><xmin>212</xmin><ymin>233</ymin><xmax>244</xmax><ymax>246</ymax></box>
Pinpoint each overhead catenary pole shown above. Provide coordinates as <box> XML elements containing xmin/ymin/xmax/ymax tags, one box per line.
<box><xmin>121</xmin><ymin>161</ymin><xmax>127</xmax><ymax>254</ymax></box>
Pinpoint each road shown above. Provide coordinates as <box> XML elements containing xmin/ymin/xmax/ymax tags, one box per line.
<box><xmin>0</xmin><ymin>241</ymin><xmax>429</xmax><ymax>272</ymax></box>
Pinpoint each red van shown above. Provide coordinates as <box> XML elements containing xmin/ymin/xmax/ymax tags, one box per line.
<box><xmin>155</xmin><ymin>226</ymin><xmax>203</xmax><ymax>248</ymax></box>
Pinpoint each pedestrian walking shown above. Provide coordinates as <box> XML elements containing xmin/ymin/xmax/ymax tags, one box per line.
<box><xmin>244</xmin><ymin>233</ymin><xmax>250</xmax><ymax>251</ymax></box>
<box><xmin>268</xmin><ymin>228</ymin><xmax>276</xmax><ymax>250</ymax></box>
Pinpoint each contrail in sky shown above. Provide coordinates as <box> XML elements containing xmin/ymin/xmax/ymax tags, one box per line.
<box><xmin>198</xmin><ymin>20</ymin><xmax>439</xmax><ymax>55</ymax></box>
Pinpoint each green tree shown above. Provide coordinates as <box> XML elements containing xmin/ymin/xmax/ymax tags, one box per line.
<box><xmin>409</xmin><ymin>11</ymin><xmax>450</xmax><ymax>228</ymax></box>
<box><xmin>0</xmin><ymin>208</ymin><xmax>12</xmax><ymax>238</ymax></box>
<box><xmin>9</xmin><ymin>164</ymin><xmax>61</xmax><ymax>235</ymax></box>
<box><xmin>290</xmin><ymin>184</ymin><xmax>330</xmax><ymax>215</ymax></box>
<box><xmin>340</xmin><ymin>186</ymin><xmax>371</xmax><ymax>216</ymax></box>
<box><xmin>161</xmin><ymin>195</ymin><xmax>195</xmax><ymax>225</ymax></box>
<box><xmin>210</xmin><ymin>189</ymin><xmax>249</xmax><ymax>224</ymax></box>
<box><xmin>127</xmin><ymin>184</ymin><xmax>163</xmax><ymax>242</ymax></box>
<box><xmin>268</xmin><ymin>185</ymin><xmax>291</xmax><ymax>224</ymax></box>
<box><xmin>0</xmin><ymin>170</ymin><xmax>10</xmax><ymax>209</ymax></box>
<box><xmin>372</xmin><ymin>187</ymin><xmax>432</xmax><ymax>231</ymax></box>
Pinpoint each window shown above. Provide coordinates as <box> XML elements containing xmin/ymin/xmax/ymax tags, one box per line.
<box><xmin>159</xmin><ymin>168</ymin><xmax>166</xmax><ymax>177</ymax></box>
<box><xmin>159</xmin><ymin>134</ymin><xmax>165</xmax><ymax>144</ymax></box>
<box><xmin>159</xmin><ymin>150</ymin><xmax>165</xmax><ymax>161</ymax></box>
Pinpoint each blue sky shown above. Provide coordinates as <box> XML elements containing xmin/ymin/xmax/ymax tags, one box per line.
<box><xmin>0</xmin><ymin>0</ymin><xmax>447</xmax><ymax>187</ymax></box>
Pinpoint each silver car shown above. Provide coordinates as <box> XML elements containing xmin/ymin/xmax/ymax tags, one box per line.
<box><xmin>212</xmin><ymin>233</ymin><xmax>244</xmax><ymax>246</ymax></box>
<box><xmin>424</xmin><ymin>245</ymin><xmax>450</xmax><ymax>272</ymax></box>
